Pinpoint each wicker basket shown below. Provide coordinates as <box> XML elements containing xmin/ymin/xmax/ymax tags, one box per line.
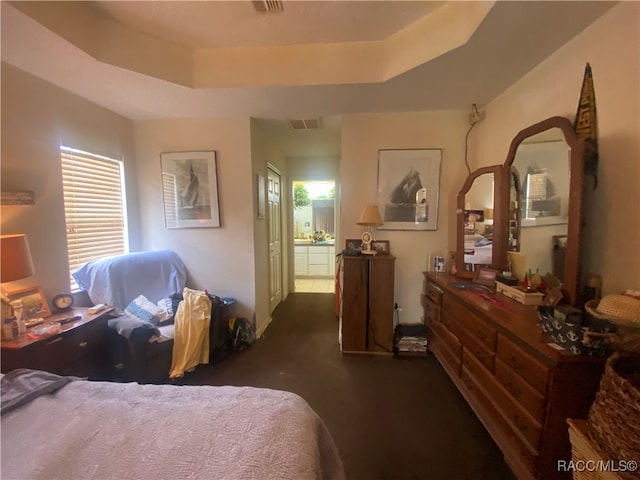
<box><xmin>567</xmin><ymin>419</ymin><xmax>623</xmax><ymax>480</ymax></box>
<box><xmin>587</xmin><ymin>353</ymin><xmax>640</xmax><ymax>475</ymax></box>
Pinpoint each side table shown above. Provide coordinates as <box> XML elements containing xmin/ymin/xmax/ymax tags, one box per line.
<box><xmin>1</xmin><ymin>307</ymin><xmax>114</xmax><ymax>379</ymax></box>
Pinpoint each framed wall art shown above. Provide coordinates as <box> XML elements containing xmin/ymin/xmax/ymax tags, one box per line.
<box><xmin>377</xmin><ymin>149</ymin><xmax>442</xmax><ymax>231</ymax></box>
<box><xmin>160</xmin><ymin>151</ymin><xmax>220</xmax><ymax>229</ymax></box>
<box><xmin>257</xmin><ymin>174</ymin><xmax>266</xmax><ymax>220</ymax></box>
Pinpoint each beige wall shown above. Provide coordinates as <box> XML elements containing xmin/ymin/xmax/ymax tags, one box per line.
<box><xmin>472</xmin><ymin>2</ymin><xmax>640</xmax><ymax>295</ymax></box>
<box><xmin>133</xmin><ymin>118</ymin><xmax>255</xmax><ymax>321</ymax></box>
<box><xmin>250</xmin><ymin>119</ymin><xmax>287</xmax><ymax>335</ymax></box>
<box><xmin>250</xmin><ymin>119</ymin><xmax>342</xmax><ymax>334</ymax></box>
<box><xmin>0</xmin><ymin>63</ymin><xmax>138</xmax><ymax>303</ymax></box>
<box><xmin>2</xmin><ymin>1</ymin><xmax>636</xmax><ymax>333</ymax></box>
<box><xmin>341</xmin><ymin>111</ymin><xmax>469</xmax><ymax>324</ymax></box>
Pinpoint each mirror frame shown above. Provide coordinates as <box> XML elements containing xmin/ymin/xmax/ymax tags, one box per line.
<box><xmin>500</xmin><ymin>116</ymin><xmax>585</xmax><ymax>305</ymax></box>
<box><xmin>456</xmin><ymin>165</ymin><xmax>508</xmax><ymax>279</ymax></box>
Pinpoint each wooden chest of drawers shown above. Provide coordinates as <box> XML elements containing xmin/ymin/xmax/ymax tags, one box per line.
<box><xmin>1</xmin><ymin>308</ymin><xmax>112</xmax><ymax>379</ymax></box>
<box><xmin>423</xmin><ymin>272</ymin><xmax>605</xmax><ymax>480</ymax></box>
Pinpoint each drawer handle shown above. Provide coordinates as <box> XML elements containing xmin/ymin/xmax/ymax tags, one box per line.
<box><xmin>44</xmin><ymin>337</ymin><xmax>63</xmax><ymax>346</ymax></box>
<box><xmin>78</xmin><ymin>341</ymin><xmax>88</xmax><ymax>348</ymax></box>
<box><xmin>464</xmin><ymin>359</ymin><xmax>474</xmax><ymax>373</ymax></box>
<box><xmin>514</xmin><ymin>414</ymin><xmax>529</xmax><ymax>434</ymax></box>
<box><xmin>510</xmin><ymin>355</ymin><xmax>523</xmax><ymax>370</ymax></box>
<box><xmin>506</xmin><ymin>378</ymin><xmax>523</xmax><ymax>398</ymax></box>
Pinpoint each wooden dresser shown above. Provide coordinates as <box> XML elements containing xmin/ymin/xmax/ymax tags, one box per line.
<box><xmin>340</xmin><ymin>254</ymin><xmax>395</xmax><ymax>353</ymax></box>
<box><xmin>422</xmin><ymin>272</ymin><xmax>604</xmax><ymax>480</ymax></box>
<box><xmin>1</xmin><ymin>307</ymin><xmax>113</xmax><ymax>379</ymax></box>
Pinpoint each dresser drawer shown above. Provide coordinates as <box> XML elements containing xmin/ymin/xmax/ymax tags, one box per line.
<box><xmin>497</xmin><ymin>335</ymin><xmax>550</xmax><ymax>394</ymax></box>
<box><xmin>431</xmin><ymin>320</ymin><xmax>462</xmax><ymax>361</ymax></box>
<box><xmin>461</xmin><ymin>364</ymin><xmax>539</xmax><ymax>475</ymax></box>
<box><xmin>424</xmin><ymin>280</ymin><xmax>443</xmax><ymax>306</ymax></box>
<box><xmin>495</xmin><ymin>358</ymin><xmax>546</xmax><ymax>422</ymax></box>
<box><xmin>427</xmin><ymin>323</ymin><xmax>462</xmax><ymax>378</ymax></box>
<box><xmin>448</xmin><ymin>313</ymin><xmax>495</xmax><ymax>373</ymax></box>
<box><xmin>36</xmin><ymin>318</ymin><xmax>106</xmax><ymax>373</ymax></box>
<box><xmin>443</xmin><ymin>295</ymin><xmax>497</xmax><ymax>351</ymax></box>
<box><xmin>423</xmin><ymin>296</ymin><xmax>441</xmax><ymax>324</ymax></box>
<box><xmin>463</xmin><ymin>348</ymin><xmax>543</xmax><ymax>452</ymax></box>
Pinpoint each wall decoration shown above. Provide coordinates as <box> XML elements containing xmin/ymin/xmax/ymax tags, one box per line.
<box><xmin>6</xmin><ymin>286</ymin><xmax>51</xmax><ymax>318</ymax></box>
<box><xmin>1</xmin><ymin>190</ymin><xmax>35</xmax><ymax>205</ymax></box>
<box><xmin>160</xmin><ymin>151</ymin><xmax>220</xmax><ymax>229</ymax></box>
<box><xmin>345</xmin><ymin>238</ymin><xmax>363</xmax><ymax>251</ymax></box>
<box><xmin>371</xmin><ymin>240</ymin><xmax>390</xmax><ymax>255</ymax></box>
<box><xmin>257</xmin><ymin>174</ymin><xmax>266</xmax><ymax>220</ymax></box>
<box><xmin>377</xmin><ymin>149</ymin><xmax>442</xmax><ymax>230</ymax></box>
<box><xmin>573</xmin><ymin>62</ymin><xmax>598</xmax><ymax>189</ymax></box>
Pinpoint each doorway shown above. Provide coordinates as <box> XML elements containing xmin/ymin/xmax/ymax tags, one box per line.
<box><xmin>293</xmin><ymin>180</ymin><xmax>336</xmax><ymax>293</ymax></box>
<box><xmin>268</xmin><ymin>166</ymin><xmax>283</xmax><ymax>312</ymax></box>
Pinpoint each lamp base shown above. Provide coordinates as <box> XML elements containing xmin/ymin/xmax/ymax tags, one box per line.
<box><xmin>361</xmin><ymin>245</ymin><xmax>377</xmax><ymax>256</ymax></box>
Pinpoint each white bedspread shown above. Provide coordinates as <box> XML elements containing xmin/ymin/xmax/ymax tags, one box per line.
<box><xmin>464</xmin><ymin>243</ymin><xmax>493</xmax><ymax>266</ymax></box>
<box><xmin>1</xmin><ymin>379</ymin><xmax>345</xmax><ymax>480</ymax></box>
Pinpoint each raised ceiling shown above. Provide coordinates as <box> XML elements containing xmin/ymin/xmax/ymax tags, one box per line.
<box><xmin>1</xmin><ymin>1</ymin><xmax>616</xmax><ymax>121</ymax></box>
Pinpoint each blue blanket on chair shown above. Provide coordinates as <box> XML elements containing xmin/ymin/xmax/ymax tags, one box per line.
<box><xmin>73</xmin><ymin>250</ymin><xmax>186</xmax><ymax>312</ymax></box>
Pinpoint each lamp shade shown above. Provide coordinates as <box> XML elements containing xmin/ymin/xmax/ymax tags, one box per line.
<box><xmin>485</xmin><ymin>208</ymin><xmax>494</xmax><ymax>220</ymax></box>
<box><xmin>357</xmin><ymin>205</ymin><xmax>383</xmax><ymax>227</ymax></box>
<box><xmin>1</xmin><ymin>234</ymin><xmax>35</xmax><ymax>283</ymax></box>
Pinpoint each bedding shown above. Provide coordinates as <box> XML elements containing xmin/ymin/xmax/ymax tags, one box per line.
<box><xmin>1</xmin><ymin>369</ymin><xmax>345</xmax><ymax>480</ymax></box>
<box><xmin>464</xmin><ymin>236</ymin><xmax>493</xmax><ymax>266</ymax></box>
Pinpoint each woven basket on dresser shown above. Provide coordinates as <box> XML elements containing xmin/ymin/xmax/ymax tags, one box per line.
<box><xmin>587</xmin><ymin>353</ymin><xmax>640</xmax><ymax>479</ymax></box>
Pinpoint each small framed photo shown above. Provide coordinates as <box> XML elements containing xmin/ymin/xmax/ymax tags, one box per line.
<box><xmin>371</xmin><ymin>240</ymin><xmax>390</xmax><ymax>255</ymax></box>
<box><xmin>474</xmin><ymin>268</ymin><xmax>499</xmax><ymax>289</ymax></box>
<box><xmin>345</xmin><ymin>239</ymin><xmax>363</xmax><ymax>251</ymax></box>
<box><xmin>6</xmin><ymin>286</ymin><xmax>52</xmax><ymax>318</ymax></box>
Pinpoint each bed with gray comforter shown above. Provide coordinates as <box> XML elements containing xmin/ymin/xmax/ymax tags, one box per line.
<box><xmin>1</xmin><ymin>369</ymin><xmax>345</xmax><ymax>480</ymax></box>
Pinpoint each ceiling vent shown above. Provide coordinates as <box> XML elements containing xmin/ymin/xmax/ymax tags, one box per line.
<box><xmin>252</xmin><ymin>1</ymin><xmax>284</xmax><ymax>13</ymax></box>
<box><xmin>289</xmin><ymin>118</ymin><xmax>322</xmax><ymax>130</ymax></box>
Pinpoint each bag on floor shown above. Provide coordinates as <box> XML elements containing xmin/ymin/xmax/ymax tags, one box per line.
<box><xmin>229</xmin><ymin>317</ymin><xmax>255</xmax><ymax>351</ymax></box>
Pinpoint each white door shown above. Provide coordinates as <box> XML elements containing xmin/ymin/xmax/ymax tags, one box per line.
<box><xmin>268</xmin><ymin>167</ymin><xmax>283</xmax><ymax>313</ymax></box>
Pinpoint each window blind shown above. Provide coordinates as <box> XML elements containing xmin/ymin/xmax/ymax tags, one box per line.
<box><xmin>61</xmin><ymin>146</ymin><xmax>127</xmax><ymax>289</ymax></box>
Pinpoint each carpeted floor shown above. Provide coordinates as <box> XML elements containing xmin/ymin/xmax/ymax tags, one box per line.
<box><xmin>182</xmin><ymin>293</ymin><xmax>516</xmax><ymax>480</ymax></box>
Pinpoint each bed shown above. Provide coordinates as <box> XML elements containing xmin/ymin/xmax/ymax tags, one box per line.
<box><xmin>463</xmin><ymin>234</ymin><xmax>493</xmax><ymax>267</ymax></box>
<box><xmin>1</xmin><ymin>369</ymin><xmax>345</xmax><ymax>480</ymax></box>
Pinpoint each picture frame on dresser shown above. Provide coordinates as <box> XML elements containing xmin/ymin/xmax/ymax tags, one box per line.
<box><xmin>371</xmin><ymin>240</ymin><xmax>390</xmax><ymax>255</ymax></box>
<box><xmin>6</xmin><ymin>286</ymin><xmax>51</xmax><ymax>318</ymax></box>
<box><xmin>345</xmin><ymin>239</ymin><xmax>363</xmax><ymax>251</ymax></box>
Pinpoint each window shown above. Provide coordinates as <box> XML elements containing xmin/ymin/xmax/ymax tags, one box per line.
<box><xmin>60</xmin><ymin>146</ymin><xmax>128</xmax><ymax>289</ymax></box>
<box><xmin>523</xmin><ymin>168</ymin><xmax>548</xmax><ymax>219</ymax></box>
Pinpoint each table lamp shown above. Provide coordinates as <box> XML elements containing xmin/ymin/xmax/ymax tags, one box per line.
<box><xmin>1</xmin><ymin>234</ymin><xmax>35</xmax><ymax>318</ymax></box>
<box><xmin>1</xmin><ymin>234</ymin><xmax>35</xmax><ymax>283</ymax></box>
<box><xmin>356</xmin><ymin>205</ymin><xmax>383</xmax><ymax>255</ymax></box>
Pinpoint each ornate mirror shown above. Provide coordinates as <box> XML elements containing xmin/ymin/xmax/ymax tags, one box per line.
<box><xmin>502</xmin><ymin>116</ymin><xmax>585</xmax><ymax>305</ymax></box>
<box><xmin>455</xmin><ymin>165</ymin><xmax>507</xmax><ymax>278</ymax></box>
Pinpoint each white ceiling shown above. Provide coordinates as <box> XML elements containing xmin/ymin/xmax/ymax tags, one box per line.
<box><xmin>93</xmin><ymin>1</ymin><xmax>445</xmax><ymax>48</ymax></box>
<box><xmin>1</xmin><ymin>1</ymin><xmax>616</xmax><ymax>122</ymax></box>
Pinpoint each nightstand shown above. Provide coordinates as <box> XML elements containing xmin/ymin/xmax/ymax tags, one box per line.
<box><xmin>1</xmin><ymin>307</ymin><xmax>114</xmax><ymax>379</ymax></box>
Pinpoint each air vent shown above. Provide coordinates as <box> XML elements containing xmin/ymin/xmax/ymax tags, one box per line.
<box><xmin>289</xmin><ymin>118</ymin><xmax>322</xmax><ymax>130</ymax></box>
<box><xmin>252</xmin><ymin>1</ymin><xmax>284</xmax><ymax>13</ymax></box>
